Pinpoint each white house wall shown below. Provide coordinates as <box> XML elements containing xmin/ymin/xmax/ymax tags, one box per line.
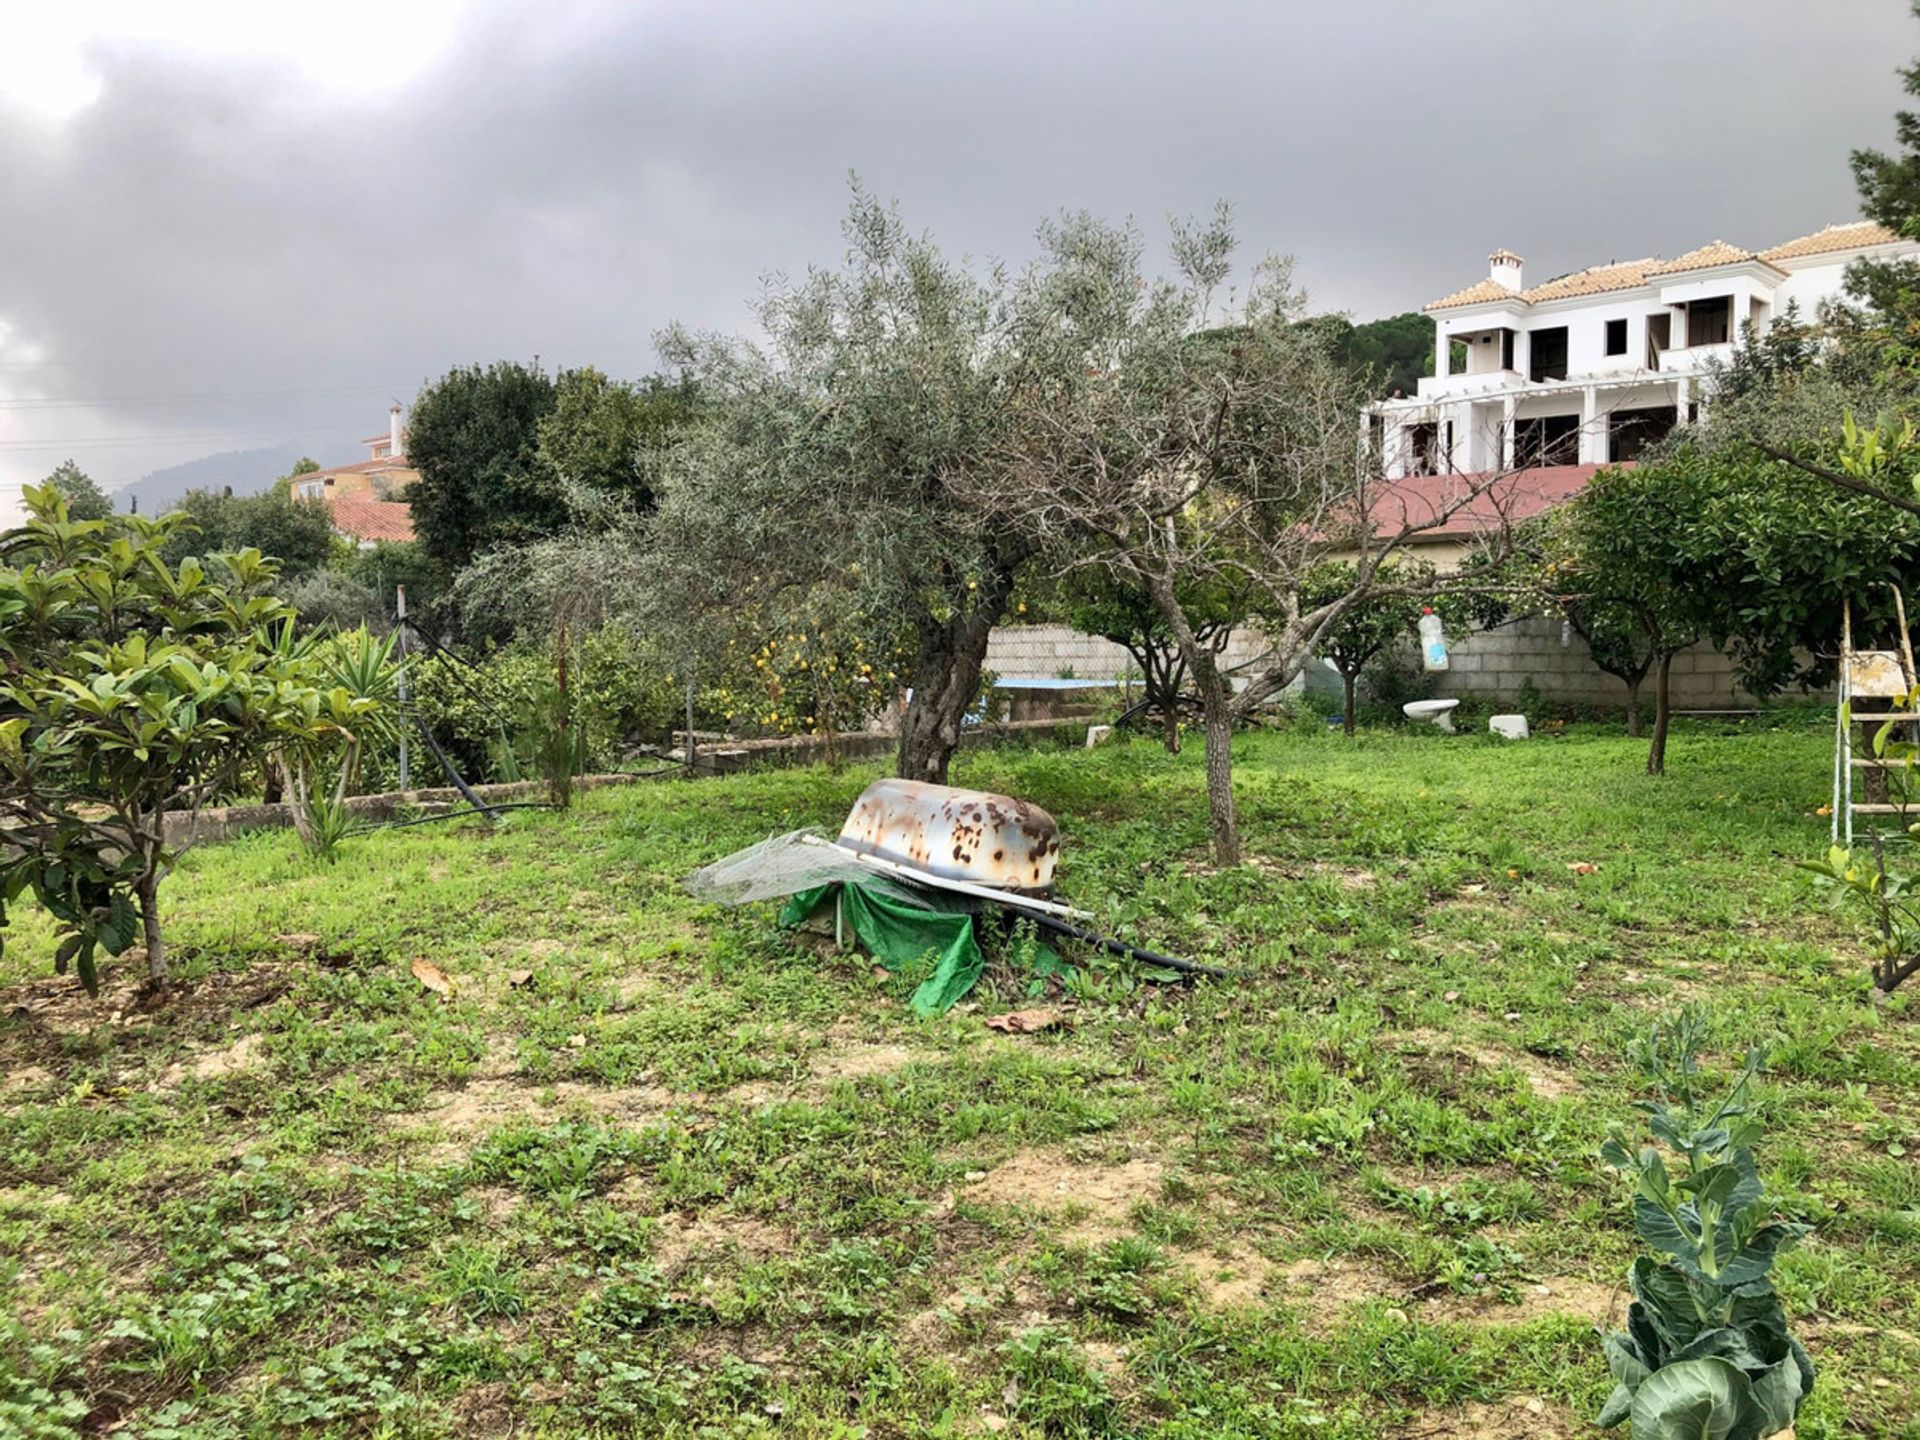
<box><xmin>1379</xmin><ymin>233</ymin><xmax>1920</xmax><ymax>480</ymax></box>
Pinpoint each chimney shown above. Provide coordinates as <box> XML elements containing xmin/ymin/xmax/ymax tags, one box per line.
<box><xmin>389</xmin><ymin>402</ymin><xmax>405</xmax><ymax>459</ymax></box>
<box><xmin>1489</xmin><ymin>248</ymin><xmax>1524</xmax><ymax>292</ymax></box>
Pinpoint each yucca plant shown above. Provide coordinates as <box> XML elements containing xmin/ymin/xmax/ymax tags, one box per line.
<box><xmin>1597</xmin><ymin>1011</ymin><xmax>1813</xmax><ymax>1439</ymax></box>
<box><xmin>276</xmin><ymin>626</ymin><xmax>398</xmax><ymax>859</ymax></box>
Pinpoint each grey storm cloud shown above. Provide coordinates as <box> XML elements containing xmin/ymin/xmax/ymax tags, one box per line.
<box><xmin>0</xmin><ymin>0</ymin><xmax>1912</xmax><ymax>500</ymax></box>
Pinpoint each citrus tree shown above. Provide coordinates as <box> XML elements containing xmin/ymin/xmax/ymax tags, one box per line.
<box><xmin>0</xmin><ymin>484</ymin><xmax>377</xmax><ymax>990</ymax></box>
<box><xmin>1058</xmin><ymin>565</ymin><xmax>1244</xmax><ymax>753</ymax></box>
<box><xmin>1296</xmin><ymin>558</ymin><xmax>1453</xmax><ymax>736</ymax></box>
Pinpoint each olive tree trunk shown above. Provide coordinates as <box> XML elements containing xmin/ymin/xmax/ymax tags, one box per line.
<box><xmin>1624</xmin><ymin>674</ymin><xmax>1644</xmax><ymax>738</ymax></box>
<box><xmin>896</xmin><ymin>568</ymin><xmax>1017</xmax><ymax>785</ymax></box>
<box><xmin>1197</xmin><ymin>660</ymin><xmax>1240</xmax><ymax>866</ymax></box>
<box><xmin>1342</xmin><ymin>671</ymin><xmax>1357</xmax><ymax>738</ymax></box>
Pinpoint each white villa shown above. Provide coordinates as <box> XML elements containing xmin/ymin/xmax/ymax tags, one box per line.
<box><xmin>1371</xmin><ymin>221</ymin><xmax>1920</xmax><ymax>480</ymax></box>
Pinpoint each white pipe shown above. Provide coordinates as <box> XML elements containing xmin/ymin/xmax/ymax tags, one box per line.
<box><xmin>797</xmin><ymin>833</ymin><xmax>1096</xmax><ymax>920</ymax></box>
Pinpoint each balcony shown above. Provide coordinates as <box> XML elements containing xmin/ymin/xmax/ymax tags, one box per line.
<box><xmin>1414</xmin><ymin>369</ymin><xmax>1522</xmax><ymax>401</ymax></box>
<box><xmin>1651</xmin><ymin>342</ymin><xmax>1734</xmax><ymax>375</ymax></box>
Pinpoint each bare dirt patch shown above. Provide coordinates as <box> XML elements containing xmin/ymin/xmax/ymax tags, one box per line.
<box><xmin>400</xmin><ymin>1076</ymin><xmax>676</xmax><ymax>1150</ymax></box>
<box><xmin>1389</xmin><ymin>1395</ymin><xmax>1586</xmax><ymax>1439</ymax></box>
<box><xmin>159</xmin><ymin>1032</ymin><xmax>266</xmax><ymax>1087</ymax></box>
<box><xmin>724</xmin><ymin>1038</ymin><xmax>936</xmax><ymax>1105</ymax></box>
<box><xmin>1</xmin><ymin>1064</ymin><xmax>54</xmax><ymax>1099</ymax></box>
<box><xmin>811</xmin><ymin>1041</ymin><xmax>927</xmax><ymax>1082</ymax></box>
<box><xmin>1419</xmin><ymin>1275</ymin><xmax>1621</xmax><ymax>1329</ymax></box>
<box><xmin>1270</xmin><ymin>1257</ymin><xmax>1402</xmax><ymax>1323</ymax></box>
<box><xmin>1460</xmin><ymin>1045</ymin><xmax>1581</xmax><ymax>1100</ymax></box>
<box><xmin>1</xmin><ymin>962</ymin><xmax>292</xmax><ymax>1047</ymax></box>
<box><xmin>1181</xmin><ymin>1242</ymin><xmax>1274</xmax><ymax>1310</ymax></box>
<box><xmin>654</xmin><ymin>1210</ymin><xmax>793</xmax><ymax>1272</ymax></box>
<box><xmin>1390</xmin><ymin>1030</ymin><xmax>1582</xmax><ymax>1100</ymax></box>
<box><xmin>962</xmin><ymin>1150</ymin><xmax>1166</xmax><ymax>1241</ymax></box>
<box><xmin>446</xmin><ymin>1381</ymin><xmax>518</xmax><ymax>1438</ymax></box>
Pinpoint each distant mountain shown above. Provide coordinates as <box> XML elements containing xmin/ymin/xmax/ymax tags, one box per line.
<box><xmin>112</xmin><ymin>444</ymin><xmax>309</xmax><ymax>514</ymax></box>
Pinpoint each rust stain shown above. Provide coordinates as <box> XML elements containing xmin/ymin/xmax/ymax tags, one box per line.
<box><xmin>838</xmin><ymin>778</ymin><xmax>1061</xmax><ymax>892</ymax></box>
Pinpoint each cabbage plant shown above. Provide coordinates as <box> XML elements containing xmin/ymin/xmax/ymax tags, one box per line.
<box><xmin>1596</xmin><ymin>1014</ymin><xmax>1813</xmax><ymax>1439</ymax></box>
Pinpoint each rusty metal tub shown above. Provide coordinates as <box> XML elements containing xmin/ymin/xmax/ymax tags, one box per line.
<box><xmin>837</xmin><ymin>778</ymin><xmax>1061</xmax><ymax>892</ymax></box>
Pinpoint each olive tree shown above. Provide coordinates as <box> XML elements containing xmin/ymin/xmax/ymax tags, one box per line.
<box><xmin>0</xmin><ymin>485</ymin><xmax>376</xmax><ymax>989</ymax></box>
<box><xmin>652</xmin><ymin>185</ymin><xmax>1037</xmax><ymax>784</ymax></box>
<box><xmin>994</xmin><ymin>208</ymin><xmax>1518</xmax><ymax>863</ymax></box>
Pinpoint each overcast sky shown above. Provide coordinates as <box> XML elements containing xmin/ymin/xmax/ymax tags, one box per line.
<box><xmin>0</xmin><ymin>0</ymin><xmax>1913</xmax><ymax>513</ymax></box>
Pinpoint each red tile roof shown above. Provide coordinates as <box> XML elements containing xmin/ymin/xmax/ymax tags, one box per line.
<box><xmin>328</xmin><ymin>496</ymin><xmax>415</xmax><ymax>544</ymax></box>
<box><xmin>1365</xmin><ymin>464</ymin><xmax>1616</xmax><ymax>541</ymax></box>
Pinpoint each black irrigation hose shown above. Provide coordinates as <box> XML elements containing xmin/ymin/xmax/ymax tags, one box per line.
<box><xmin>1020</xmin><ymin>910</ymin><xmax>1237</xmax><ymax>982</ymax></box>
<box><xmin>348</xmin><ymin>801</ymin><xmax>558</xmax><ymax>836</ymax></box>
<box><xmin>412</xmin><ymin>711</ymin><xmax>501</xmax><ymax>822</ymax></box>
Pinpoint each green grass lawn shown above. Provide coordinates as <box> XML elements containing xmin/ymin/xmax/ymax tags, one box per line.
<box><xmin>1</xmin><ymin>718</ymin><xmax>1915</xmax><ymax>1438</ymax></box>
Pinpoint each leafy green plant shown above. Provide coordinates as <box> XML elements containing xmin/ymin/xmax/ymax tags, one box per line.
<box><xmin>1596</xmin><ymin>1012</ymin><xmax>1813</xmax><ymax>1439</ymax></box>
<box><xmin>0</xmin><ymin>484</ymin><xmax>378</xmax><ymax>987</ymax></box>
<box><xmin>1801</xmin><ymin>695</ymin><xmax>1920</xmax><ymax>994</ymax></box>
<box><xmin>489</xmin><ymin>670</ymin><xmax>589</xmax><ymax>808</ymax></box>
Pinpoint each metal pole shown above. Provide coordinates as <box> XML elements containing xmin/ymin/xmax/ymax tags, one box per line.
<box><xmin>684</xmin><ymin>675</ymin><xmax>696</xmax><ymax>775</ymax></box>
<box><xmin>395</xmin><ymin>585</ymin><xmax>411</xmax><ymax>791</ymax></box>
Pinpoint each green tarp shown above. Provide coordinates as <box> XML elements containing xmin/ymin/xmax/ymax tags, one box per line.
<box><xmin>779</xmin><ymin>881</ymin><xmax>1068</xmax><ymax>1016</ymax></box>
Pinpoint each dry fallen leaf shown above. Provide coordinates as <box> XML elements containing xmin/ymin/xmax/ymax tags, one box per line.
<box><xmin>567</xmin><ymin>1033</ymin><xmax>588</xmax><ymax>1048</ymax></box>
<box><xmin>984</xmin><ymin>1007</ymin><xmax>1061</xmax><ymax>1034</ymax></box>
<box><xmin>410</xmin><ymin>959</ymin><xmax>455</xmax><ymax>998</ymax></box>
<box><xmin>1443</xmin><ymin>990</ymin><xmax>1461</xmax><ymax>1002</ymax></box>
<box><xmin>506</xmin><ymin>969</ymin><xmax>535</xmax><ymax>989</ymax></box>
<box><xmin>1565</xmin><ymin>862</ymin><xmax>1597</xmax><ymax>875</ymax></box>
<box><xmin>277</xmin><ymin>932</ymin><xmax>322</xmax><ymax>952</ymax></box>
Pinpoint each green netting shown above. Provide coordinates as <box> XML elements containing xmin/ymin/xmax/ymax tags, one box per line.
<box><xmin>779</xmin><ymin>881</ymin><xmax>1068</xmax><ymax>1016</ymax></box>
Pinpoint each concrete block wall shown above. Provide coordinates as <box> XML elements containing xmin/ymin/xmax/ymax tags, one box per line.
<box><xmin>1413</xmin><ymin>616</ymin><xmax>1757</xmax><ymax>710</ymax></box>
<box><xmin>989</xmin><ymin>618</ymin><xmax>1765</xmax><ymax>713</ymax></box>
<box><xmin>985</xmin><ymin>623</ymin><xmax>1270</xmax><ymax>681</ymax></box>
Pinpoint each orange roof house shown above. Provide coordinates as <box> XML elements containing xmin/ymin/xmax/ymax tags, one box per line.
<box><xmin>293</xmin><ymin>403</ymin><xmax>417</xmax><ymax>504</ymax></box>
<box><xmin>328</xmin><ymin>495</ymin><xmax>415</xmax><ymax>546</ymax></box>
<box><xmin>295</xmin><ymin>403</ymin><xmax>418</xmax><ymax>548</ymax></box>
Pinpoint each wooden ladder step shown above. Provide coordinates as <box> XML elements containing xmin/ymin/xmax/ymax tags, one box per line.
<box><xmin>1850</xmin><ymin>757</ymin><xmax>1920</xmax><ymax>768</ymax></box>
<box><xmin>1850</xmin><ymin>712</ymin><xmax>1920</xmax><ymax>722</ymax></box>
<box><xmin>1849</xmin><ymin>803</ymin><xmax>1920</xmax><ymax>814</ymax></box>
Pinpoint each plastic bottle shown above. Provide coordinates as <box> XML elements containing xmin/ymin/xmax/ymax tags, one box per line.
<box><xmin>1418</xmin><ymin>607</ymin><xmax>1449</xmax><ymax>671</ymax></box>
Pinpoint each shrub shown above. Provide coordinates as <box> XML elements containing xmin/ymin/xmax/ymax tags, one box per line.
<box><xmin>281</xmin><ymin>569</ymin><xmax>385</xmax><ymax>633</ymax></box>
<box><xmin>0</xmin><ymin>486</ymin><xmax>377</xmax><ymax>986</ymax></box>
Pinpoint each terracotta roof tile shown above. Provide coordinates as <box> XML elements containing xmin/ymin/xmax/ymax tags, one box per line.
<box><xmin>1760</xmin><ymin>221</ymin><xmax>1903</xmax><ymax>260</ymax></box>
<box><xmin>1427</xmin><ymin>222</ymin><xmax>1904</xmax><ymax>315</ymax></box>
<box><xmin>1520</xmin><ymin>258</ymin><xmax>1658</xmax><ymax>304</ymax></box>
<box><xmin>1425</xmin><ymin>278</ymin><xmax>1526</xmax><ymax>312</ymax></box>
<box><xmin>1647</xmin><ymin>240</ymin><xmax>1764</xmax><ymax>276</ymax></box>
<box><xmin>327</xmin><ymin>496</ymin><xmax>415</xmax><ymax>544</ymax></box>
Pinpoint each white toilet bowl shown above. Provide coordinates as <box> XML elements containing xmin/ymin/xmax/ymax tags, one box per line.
<box><xmin>1403</xmin><ymin>698</ymin><xmax>1461</xmax><ymax>733</ymax></box>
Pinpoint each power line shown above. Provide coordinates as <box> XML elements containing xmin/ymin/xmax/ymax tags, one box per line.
<box><xmin>0</xmin><ymin>382</ymin><xmax>408</xmax><ymax>411</ymax></box>
<box><xmin>0</xmin><ymin>426</ymin><xmax>362</xmax><ymax>453</ymax></box>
